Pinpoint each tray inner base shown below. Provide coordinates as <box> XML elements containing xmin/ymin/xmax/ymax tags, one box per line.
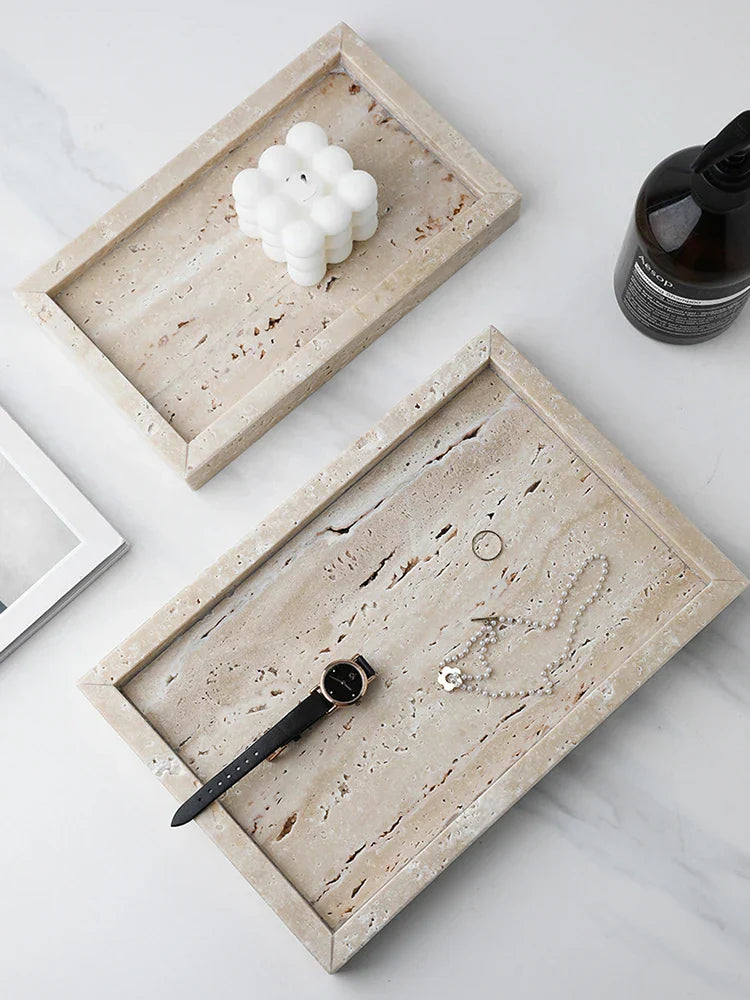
<box><xmin>123</xmin><ymin>365</ymin><xmax>703</xmax><ymax>929</ymax></box>
<box><xmin>54</xmin><ymin>69</ymin><xmax>476</xmax><ymax>442</ymax></box>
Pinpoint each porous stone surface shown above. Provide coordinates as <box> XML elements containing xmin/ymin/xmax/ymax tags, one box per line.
<box><xmin>20</xmin><ymin>25</ymin><xmax>520</xmax><ymax>487</ymax></box>
<box><xmin>81</xmin><ymin>329</ymin><xmax>746</xmax><ymax>970</ymax></box>
<box><xmin>53</xmin><ymin>71</ymin><xmax>477</xmax><ymax>442</ymax></box>
<box><xmin>123</xmin><ymin>364</ymin><xmax>705</xmax><ymax>927</ymax></box>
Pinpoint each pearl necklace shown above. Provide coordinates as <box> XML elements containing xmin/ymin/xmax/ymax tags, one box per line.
<box><xmin>436</xmin><ymin>553</ymin><xmax>609</xmax><ymax>699</ymax></box>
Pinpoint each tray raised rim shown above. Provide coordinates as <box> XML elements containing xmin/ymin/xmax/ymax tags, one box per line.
<box><xmin>16</xmin><ymin>23</ymin><xmax>521</xmax><ymax>488</ymax></box>
<box><xmin>79</xmin><ymin>327</ymin><xmax>747</xmax><ymax>972</ymax></box>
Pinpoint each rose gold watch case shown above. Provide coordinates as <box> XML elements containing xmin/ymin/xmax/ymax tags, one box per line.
<box><xmin>318</xmin><ymin>657</ymin><xmax>371</xmax><ymax>707</ymax></box>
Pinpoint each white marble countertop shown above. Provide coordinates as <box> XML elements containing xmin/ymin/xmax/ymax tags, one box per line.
<box><xmin>1</xmin><ymin>2</ymin><xmax>748</xmax><ymax>997</ymax></box>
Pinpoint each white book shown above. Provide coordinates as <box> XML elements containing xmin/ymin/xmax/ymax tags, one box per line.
<box><xmin>0</xmin><ymin>406</ymin><xmax>126</xmax><ymax>662</ymax></box>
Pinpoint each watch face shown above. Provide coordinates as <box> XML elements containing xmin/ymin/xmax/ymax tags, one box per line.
<box><xmin>321</xmin><ymin>660</ymin><xmax>366</xmax><ymax>705</ymax></box>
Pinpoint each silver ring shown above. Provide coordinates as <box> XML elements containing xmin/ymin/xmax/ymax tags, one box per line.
<box><xmin>471</xmin><ymin>530</ymin><xmax>503</xmax><ymax>561</ymax></box>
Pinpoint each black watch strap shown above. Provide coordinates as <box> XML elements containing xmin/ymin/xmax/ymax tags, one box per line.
<box><xmin>171</xmin><ymin>688</ymin><xmax>332</xmax><ymax>827</ymax></box>
<box><xmin>353</xmin><ymin>654</ymin><xmax>376</xmax><ymax>678</ymax></box>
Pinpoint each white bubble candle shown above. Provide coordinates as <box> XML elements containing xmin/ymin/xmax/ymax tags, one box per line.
<box><xmin>232</xmin><ymin>122</ymin><xmax>379</xmax><ymax>286</ymax></box>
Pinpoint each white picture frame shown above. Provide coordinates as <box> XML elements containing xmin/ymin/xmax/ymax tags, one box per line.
<box><xmin>0</xmin><ymin>406</ymin><xmax>126</xmax><ymax>662</ymax></box>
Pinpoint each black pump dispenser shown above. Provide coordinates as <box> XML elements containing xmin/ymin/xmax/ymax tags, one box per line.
<box><xmin>691</xmin><ymin>111</ymin><xmax>750</xmax><ymax>210</ymax></box>
<box><xmin>615</xmin><ymin>111</ymin><xmax>750</xmax><ymax>343</ymax></box>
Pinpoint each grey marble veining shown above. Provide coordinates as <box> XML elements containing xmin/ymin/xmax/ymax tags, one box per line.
<box><xmin>0</xmin><ymin>52</ymin><xmax>129</xmax><ymax>241</ymax></box>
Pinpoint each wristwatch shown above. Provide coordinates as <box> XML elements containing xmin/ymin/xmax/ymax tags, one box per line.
<box><xmin>171</xmin><ymin>654</ymin><xmax>376</xmax><ymax>827</ymax></box>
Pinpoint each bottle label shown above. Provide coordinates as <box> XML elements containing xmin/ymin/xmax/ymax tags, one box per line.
<box><xmin>621</xmin><ymin>250</ymin><xmax>750</xmax><ymax>338</ymax></box>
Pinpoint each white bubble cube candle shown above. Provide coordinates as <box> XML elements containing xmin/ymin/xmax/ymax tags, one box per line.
<box><xmin>232</xmin><ymin>122</ymin><xmax>379</xmax><ymax>286</ymax></box>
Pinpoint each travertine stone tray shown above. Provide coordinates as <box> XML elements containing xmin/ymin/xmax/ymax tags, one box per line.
<box><xmin>16</xmin><ymin>23</ymin><xmax>520</xmax><ymax>488</ymax></box>
<box><xmin>80</xmin><ymin>328</ymin><xmax>746</xmax><ymax>971</ymax></box>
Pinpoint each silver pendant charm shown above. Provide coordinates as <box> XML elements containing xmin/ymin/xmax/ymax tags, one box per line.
<box><xmin>437</xmin><ymin>664</ymin><xmax>464</xmax><ymax>691</ymax></box>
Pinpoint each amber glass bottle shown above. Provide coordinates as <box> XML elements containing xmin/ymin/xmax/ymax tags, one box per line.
<box><xmin>615</xmin><ymin>111</ymin><xmax>750</xmax><ymax>344</ymax></box>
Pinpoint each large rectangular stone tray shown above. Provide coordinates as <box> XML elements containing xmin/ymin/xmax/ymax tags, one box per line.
<box><xmin>17</xmin><ymin>23</ymin><xmax>520</xmax><ymax>487</ymax></box>
<box><xmin>80</xmin><ymin>328</ymin><xmax>746</xmax><ymax>970</ymax></box>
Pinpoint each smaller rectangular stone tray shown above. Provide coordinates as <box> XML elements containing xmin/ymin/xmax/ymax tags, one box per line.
<box><xmin>80</xmin><ymin>328</ymin><xmax>746</xmax><ymax>971</ymax></box>
<box><xmin>16</xmin><ymin>23</ymin><xmax>520</xmax><ymax>488</ymax></box>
